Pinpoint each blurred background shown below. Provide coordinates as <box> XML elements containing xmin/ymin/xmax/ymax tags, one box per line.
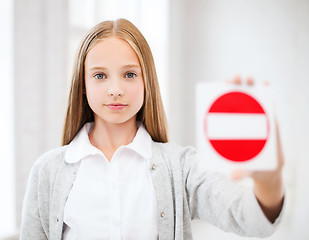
<box><xmin>0</xmin><ymin>0</ymin><xmax>308</xmax><ymax>239</ymax></box>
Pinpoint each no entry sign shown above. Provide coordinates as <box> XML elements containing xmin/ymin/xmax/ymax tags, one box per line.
<box><xmin>205</xmin><ymin>91</ymin><xmax>269</xmax><ymax>162</ymax></box>
<box><xmin>196</xmin><ymin>82</ymin><xmax>277</xmax><ymax>173</ymax></box>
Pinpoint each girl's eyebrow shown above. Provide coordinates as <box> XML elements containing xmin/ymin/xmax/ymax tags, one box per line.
<box><xmin>88</xmin><ymin>66</ymin><xmax>107</xmax><ymax>71</ymax></box>
<box><xmin>121</xmin><ymin>64</ymin><xmax>141</xmax><ymax>69</ymax></box>
<box><xmin>88</xmin><ymin>64</ymin><xmax>141</xmax><ymax>71</ymax></box>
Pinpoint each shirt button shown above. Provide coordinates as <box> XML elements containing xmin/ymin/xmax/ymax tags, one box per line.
<box><xmin>160</xmin><ymin>212</ymin><xmax>165</xmax><ymax>218</ymax></box>
<box><xmin>151</xmin><ymin>164</ymin><xmax>156</xmax><ymax>170</ymax></box>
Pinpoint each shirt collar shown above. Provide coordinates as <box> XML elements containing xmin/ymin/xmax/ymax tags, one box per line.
<box><xmin>64</xmin><ymin>122</ymin><xmax>100</xmax><ymax>163</ymax></box>
<box><xmin>125</xmin><ymin>122</ymin><xmax>152</xmax><ymax>159</ymax></box>
<box><xmin>64</xmin><ymin>122</ymin><xmax>153</xmax><ymax>163</ymax></box>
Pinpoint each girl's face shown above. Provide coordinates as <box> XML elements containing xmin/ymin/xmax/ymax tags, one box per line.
<box><xmin>84</xmin><ymin>37</ymin><xmax>144</xmax><ymax>126</ymax></box>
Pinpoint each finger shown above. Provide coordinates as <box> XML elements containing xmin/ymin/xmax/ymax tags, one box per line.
<box><xmin>225</xmin><ymin>79</ymin><xmax>232</xmax><ymax>84</ymax></box>
<box><xmin>275</xmin><ymin>120</ymin><xmax>284</xmax><ymax>169</ymax></box>
<box><xmin>226</xmin><ymin>76</ymin><xmax>241</xmax><ymax>85</ymax></box>
<box><xmin>263</xmin><ymin>80</ymin><xmax>270</xmax><ymax>86</ymax></box>
<box><xmin>233</xmin><ymin>75</ymin><xmax>242</xmax><ymax>85</ymax></box>
<box><xmin>230</xmin><ymin>169</ymin><xmax>251</xmax><ymax>180</ymax></box>
<box><xmin>246</xmin><ymin>76</ymin><xmax>254</xmax><ymax>86</ymax></box>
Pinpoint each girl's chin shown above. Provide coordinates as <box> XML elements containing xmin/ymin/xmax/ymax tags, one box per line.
<box><xmin>94</xmin><ymin>116</ymin><xmax>137</xmax><ymax>125</ymax></box>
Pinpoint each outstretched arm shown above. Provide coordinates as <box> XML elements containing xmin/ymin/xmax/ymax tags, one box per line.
<box><xmin>230</xmin><ymin>76</ymin><xmax>284</xmax><ymax>223</ymax></box>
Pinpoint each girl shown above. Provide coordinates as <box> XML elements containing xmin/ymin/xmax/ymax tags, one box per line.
<box><xmin>20</xmin><ymin>19</ymin><xmax>284</xmax><ymax>240</ymax></box>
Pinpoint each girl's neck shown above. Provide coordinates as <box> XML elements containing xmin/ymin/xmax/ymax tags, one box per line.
<box><xmin>88</xmin><ymin>118</ymin><xmax>138</xmax><ymax>161</ymax></box>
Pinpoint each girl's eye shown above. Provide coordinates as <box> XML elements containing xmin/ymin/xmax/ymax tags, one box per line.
<box><xmin>94</xmin><ymin>73</ymin><xmax>105</xmax><ymax>79</ymax></box>
<box><xmin>125</xmin><ymin>72</ymin><xmax>137</xmax><ymax>79</ymax></box>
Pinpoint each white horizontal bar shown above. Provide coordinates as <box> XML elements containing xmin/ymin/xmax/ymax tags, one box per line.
<box><xmin>206</xmin><ymin>113</ymin><xmax>268</xmax><ymax>139</ymax></box>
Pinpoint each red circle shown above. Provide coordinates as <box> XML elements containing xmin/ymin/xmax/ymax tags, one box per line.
<box><xmin>204</xmin><ymin>91</ymin><xmax>269</xmax><ymax>162</ymax></box>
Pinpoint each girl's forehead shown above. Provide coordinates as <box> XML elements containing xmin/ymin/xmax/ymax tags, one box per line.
<box><xmin>85</xmin><ymin>37</ymin><xmax>140</xmax><ymax>68</ymax></box>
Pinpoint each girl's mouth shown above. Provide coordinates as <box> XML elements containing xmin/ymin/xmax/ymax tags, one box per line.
<box><xmin>105</xmin><ymin>103</ymin><xmax>128</xmax><ymax>110</ymax></box>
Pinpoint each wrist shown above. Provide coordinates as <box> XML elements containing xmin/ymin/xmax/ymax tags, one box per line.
<box><xmin>254</xmin><ymin>171</ymin><xmax>284</xmax><ymax>208</ymax></box>
<box><xmin>254</xmin><ymin>169</ymin><xmax>282</xmax><ymax>188</ymax></box>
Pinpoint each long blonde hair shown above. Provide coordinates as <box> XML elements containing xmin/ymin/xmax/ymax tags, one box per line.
<box><xmin>62</xmin><ymin>19</ymin><xmax>168</xmax><ymax>145</ymax></box>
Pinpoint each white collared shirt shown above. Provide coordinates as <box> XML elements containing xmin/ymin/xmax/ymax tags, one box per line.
<box><xmin>63</xmin><ymin>122</ymin><xmax>158</xmax><ymax>240</ymax></box>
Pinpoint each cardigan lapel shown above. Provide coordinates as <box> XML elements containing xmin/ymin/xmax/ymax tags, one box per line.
<box><xmin>149</xmin><ymin>143</ymin><xmax>175</xmax><ymax>240</ymax></box>
<box><xmin>49</xmin><ymin>160</ymin><xmax>80</xmax><ymax>240</ymax></box>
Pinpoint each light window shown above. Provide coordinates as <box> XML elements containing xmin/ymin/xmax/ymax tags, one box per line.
<box><xmin>0</xmin><ymin>0</ymin><xmax>16</xmax><ymax>237</ymax></box>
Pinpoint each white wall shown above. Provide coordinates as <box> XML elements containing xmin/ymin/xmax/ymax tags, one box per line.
<box><xmin>169</xmin><ymin>0</ymin><xmax>309</xmax><ymax>239</ymax></box>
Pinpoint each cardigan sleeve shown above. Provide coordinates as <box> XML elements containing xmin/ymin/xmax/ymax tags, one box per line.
<box><xmin>20</xmin><ymin>158</ymin><xmax>49</xmax><ymax>240</ymax></box>
<box><xmin>183</xmin><ymin>147</ymin><xmax>284</xmax><ymax>238</ymax></box>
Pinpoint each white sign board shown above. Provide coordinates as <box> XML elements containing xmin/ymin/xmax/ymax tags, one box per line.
<box><xmin>195</xmin><ymin>82</ymin><xmax>277</xmax><ymax>174</ymax></box>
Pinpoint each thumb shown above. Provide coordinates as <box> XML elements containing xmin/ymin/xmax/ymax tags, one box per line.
<box><xmin>230</xmin><ymin>169</ymin><xmax>251</xmax><ymax>180</ymax></box>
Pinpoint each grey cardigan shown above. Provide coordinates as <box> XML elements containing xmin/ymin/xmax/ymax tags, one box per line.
<box><xmin>20</xmin><ymin>141</ymin><xmax>282</xmax><ymax>240</ymax></box>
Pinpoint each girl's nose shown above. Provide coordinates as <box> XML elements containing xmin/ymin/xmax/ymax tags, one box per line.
<box><xmin>107</xmin><ymin>81</ymin><xmax>124</xmax><ymax>97</ymax></box>
<box><xmin>108</xmin><ymin>91</ymin><xmax>123</xmax><ymax>97</ymax></box>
